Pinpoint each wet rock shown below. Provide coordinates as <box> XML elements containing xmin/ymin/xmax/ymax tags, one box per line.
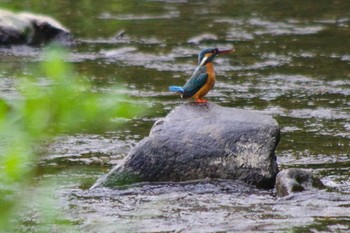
<box><xmin>187</xmin><ymin>33</ymin><xmax>218</xmax><ymax>44</ymax></box>
<box><xmin>92</xmin><ymin>103</ymin><xmax>280</xmax><ymax>189</ymax></box>
<box><xmin>0</xmin><ymin>9</ymin><xmax>72</xmax><ymax>46</ymax></box>
<box><xmin>275</xmin><ymin>168</ymin><xmax>325</xmax><ymax>197</ymax></box>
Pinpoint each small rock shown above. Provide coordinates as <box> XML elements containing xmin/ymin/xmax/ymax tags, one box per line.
<box><xmin>275</xmin><ymin>168</ymin><xmax>325</xmax><ymax>197</ymax></box>
<box><xmin>92</xmin><ymin>103</ymin><xmax>280</xmax><ymax>189</ymax></box>
<box><xmin>187</xmin><ymin>33</ymin><xmax>218</xmax><ymax>44</ymax></box>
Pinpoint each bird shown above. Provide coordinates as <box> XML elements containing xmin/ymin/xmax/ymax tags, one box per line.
<box><xmin>169</xmin><ymin>47</ymin><xmax>234</xmax><ymax>103</ymax></box>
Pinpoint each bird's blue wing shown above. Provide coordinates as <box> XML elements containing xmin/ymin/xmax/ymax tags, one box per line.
<box><xmin>182</xmin><ymin>72</ymin><xmax>208</xmax><ymax>98</ymax></box>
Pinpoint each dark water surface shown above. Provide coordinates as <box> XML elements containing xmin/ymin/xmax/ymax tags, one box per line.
<box><xmin>1</xmin><ymin>0</ymin><xmax>350</xmax><ymax>232</ymax></box>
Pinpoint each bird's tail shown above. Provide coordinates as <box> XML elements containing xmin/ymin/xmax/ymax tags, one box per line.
<box><xmin>168</xmin><ymin>86</ymin><xmax>184</xmax><ymax>93</ymax></box>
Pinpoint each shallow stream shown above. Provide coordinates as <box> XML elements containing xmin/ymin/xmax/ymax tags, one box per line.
<box><xmin>1</xmin><ymin>0</ymin><xmax>350</xmax><ymax>232</ymax></box>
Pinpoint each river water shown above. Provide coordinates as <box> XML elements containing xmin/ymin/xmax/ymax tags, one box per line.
<box><xmin>1</xmin><ymin>0</ymin><xmax>350</xmax><ymax>232</ymax></box>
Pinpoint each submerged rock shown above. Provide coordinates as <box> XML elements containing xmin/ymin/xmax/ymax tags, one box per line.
<box><xmin>0</xmin><ymin>9</ymin><xmax>72</xmax><ymax>46</ymax></box>
<box><xmin>92</xmin><ymin>103</ymin><xmax>280</xmax><ymax>189</ymax></box>
<box><xmin>275</xmin><ymin>168</ymin><xmax>325</xmax><ymax>197</ymax></box>
<box><xmin>187</xmin><ymin>33</ymin><xmax>218</xmax><ymax>44</ymax></box>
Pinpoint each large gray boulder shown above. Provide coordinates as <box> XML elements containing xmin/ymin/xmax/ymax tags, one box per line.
<box><xmin>0</xmin><ymin>9</ymin><xmax>72</xmax><ymax>46</ymax></box>
<box><xmin>92</xmin><ymin>103</ymin><xmax>280</xmax><ymax>189</ymax></box>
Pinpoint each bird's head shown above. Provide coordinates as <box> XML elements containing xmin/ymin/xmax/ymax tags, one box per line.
<box><xmin>198</xmin><ymin>48</ymin><xmax>234</xmax><ymax>66</ymax></box>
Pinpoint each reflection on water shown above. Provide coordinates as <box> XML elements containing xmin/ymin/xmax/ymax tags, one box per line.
<box><xmin>1</xmin><ymin>0</ymin><xmax>350</xmax><ymax>232</ymax></box>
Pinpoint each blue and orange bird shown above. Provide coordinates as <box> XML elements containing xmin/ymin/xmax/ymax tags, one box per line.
<box><xmin>169</xmin><ymin>48</ymin><xmax>234</xmax><ymax>103</ymax></box>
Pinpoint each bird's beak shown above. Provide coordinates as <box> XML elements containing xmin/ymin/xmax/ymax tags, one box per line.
<box><xmin>198</xmin><ymin>49</ymin><xmax>234</xmax><ymax>67</ymax></box>
<box><xmin>218</xmin><ymin>49</ymin><xmax>235</xmax><ymax>54</ymax></box>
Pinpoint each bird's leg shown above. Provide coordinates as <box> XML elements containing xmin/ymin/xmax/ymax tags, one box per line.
<box><xmin>194</xmin><ymin>98</ymin><xmax>208</xmax><ymax>103</ymax></box>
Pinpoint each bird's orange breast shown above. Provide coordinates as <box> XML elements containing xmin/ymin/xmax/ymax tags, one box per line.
<box><xmin>193</xmin><ymin>62</ymin><xmax>215</xmax><ymax>99</ymax></box>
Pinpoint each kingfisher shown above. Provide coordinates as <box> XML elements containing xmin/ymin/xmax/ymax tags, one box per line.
<box><xmin>169</xmin><ymin>48</ymin><xmax>234</xmax><ymax>103</ymax></box>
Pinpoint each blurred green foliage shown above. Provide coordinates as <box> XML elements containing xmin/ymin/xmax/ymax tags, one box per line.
<box><xmin>0</xmin><ymin>46</ymin><xmax>142</xmax><ymax>232</ymax></box>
